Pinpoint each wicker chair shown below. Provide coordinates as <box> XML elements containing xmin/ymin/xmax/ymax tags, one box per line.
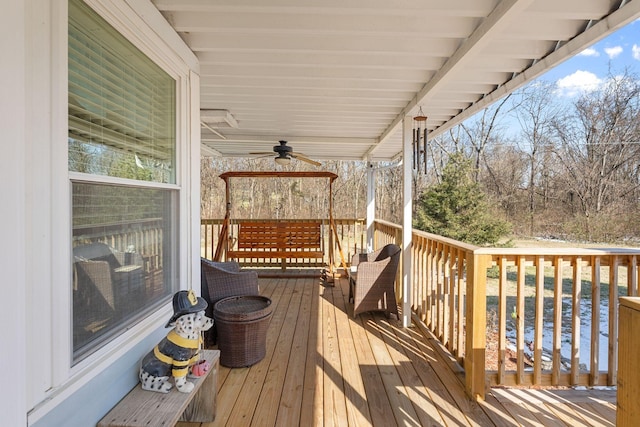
<box><xmin>73</xmin><ymin>242</ymin><xmax>145</xmax><ymax>316</ymax></box>
<box><xmin>349</xmin><ymin>244</ymin><xmax>401</xmax><ymax>319</ymax></box>
<box><xmin>73</xmin><ymin>260</ymin><xmax>116</xmax><ymax>344</ymax></box>
<box><xmin>200</xmin><ymin>258</ymin><xmax>260</xmax><ymax>346</ymax></box>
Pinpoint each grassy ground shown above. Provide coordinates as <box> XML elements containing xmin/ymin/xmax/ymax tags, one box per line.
<box><xmin>486</xmin><ymin>239</ymin><xmax>631</xmax><ymax>308</ymax></box>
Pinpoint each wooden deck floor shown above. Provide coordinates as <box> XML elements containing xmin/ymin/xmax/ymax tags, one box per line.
<box><xmin>180</xmin><ymin>272</ymin><xmax>616</xmax><ymax>427</ymax></box>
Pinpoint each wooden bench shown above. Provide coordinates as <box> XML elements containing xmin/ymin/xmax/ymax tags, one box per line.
<box><xmin>98</xmin><ymin>349</ymin><xmax>219</xmax><ymax>427</ymax></box>
<box><xmin>227</xmin><ymin>220</ymin><xmax>324</xmax><ymax>267</ymax></box>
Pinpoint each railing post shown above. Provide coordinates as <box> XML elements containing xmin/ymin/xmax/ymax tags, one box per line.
<box><xmin>618</xmin><ymin>297</ymin><xmax>640</xmax><ymax>426</ymax></box>
<box><xmin>465</xmin><ymin>252</ymin><xmax>489</xmax><ymax>400</ymax></box>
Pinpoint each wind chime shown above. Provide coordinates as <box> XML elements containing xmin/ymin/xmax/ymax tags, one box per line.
<box><xmin>412</xmin><ymin>106</ymin><xmax>428</xmax><ymax>174</ymax></box>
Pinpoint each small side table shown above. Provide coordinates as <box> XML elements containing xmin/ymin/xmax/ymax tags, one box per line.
<box><xmin>214</xmin><ymin>295</ymin><xmax>273</xmax><ymax>368</ymax></box>
<box><xmin>113</xmin><ymin>264</ymin><xmax>144</xmax><ymax>312</ymax></box>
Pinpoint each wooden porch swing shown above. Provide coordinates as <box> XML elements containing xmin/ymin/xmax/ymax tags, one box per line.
<box><xmin>213</xmin><ymin>171</ymin><xmax>348</xmax><ymax>274</ymax></box>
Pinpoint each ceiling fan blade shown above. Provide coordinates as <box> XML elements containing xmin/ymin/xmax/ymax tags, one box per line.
<box><xmin>290</xmin><ymin>153</ymin><xmax>321</xmax><ymax>167</ymax></box>
<box><xmin>249</xmin><ymin>152</ymin><xmax>274</xmax><ymax>155</ymax></box>
<box><xmin>290</xmin><ymin>150</ymin><xmax>311</xmax><ymax>157</ymax></box>
<box><xmin>248</xmin><ymin>153</ymin><xmax>274</xmax><ymax>160</ymax></box>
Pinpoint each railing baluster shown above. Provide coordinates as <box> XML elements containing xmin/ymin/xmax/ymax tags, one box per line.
<box><xmin>571</xmin><ymin>256</ymin><xmax>582</xmax><ymax>386</ymax></box>
<box><xmin>590</xmin><ymin>256</ymin><xmax>600</xmax><ymax>386</ymax></box>
<box><xmin>552</xmin><ymin>256</ymin><xmax>563</xmax><ymax>386</ymax></box>
<box><xmin>435</xmin><ymin>243</ymin><xmax>442</xmax><ymax>340</ymax></box>
<box><xmin>629</xmin><ymin>255</ymin><xmax>638</xmax><ymax>296</ymax></box>
<box><xmin>420</xmin><ymin>238</ymin><xmax>427</xmax><ymax>322</ymax></box>
<box><xmin>609</xmin><ymin>256</ymin><xmax>619</xmax><ymax>386</ymax></box>
<box><xmin>411</xmin><ymin>237</ymin><xmax>418</xmax><ymax>314</ymax></box>
<box><xmin>429</xmin><ymin>242</ymin><xmax>435</xmax><ymax>330</ymax></box>
<box><xmin>456</xmin><ymin>250</ymin><xmax>464</xmax><ymax>360</ymax></box>
<box><xmin>516</xmin><ymin>255</ymin><xmax>525</xmax><ymax>385</ymax></box>
<box><xmin>498</xmin><ymin>256</ymin><xmax>507</xmax><ymax>385</ymax></box>
<box><xmin>438</xmin><ymin>243</ymin><xmax>445</xmax><ymax>340</ymax></box>
<box><xmin>447</xmin><ymin>248</ymin><xmax>455</xmax><ymax>352</ymax></box>
<box><xmin>203</xmin><ymin>220</ymin><xmax>209</xmax><ymax>259</ymax></box>
<box><xmin>534</xmin><ymin>255</ymin><xmax>544</xmax><ymax>385</ymax></box>
<box><xmin>444</xmin><ymin>246</ymin><xmax>451</xmax><ymax>348</ymax></box>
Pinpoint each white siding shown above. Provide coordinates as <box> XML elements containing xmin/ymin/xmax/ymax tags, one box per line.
<box><xmin>1</xmin><ymin>2</ymin><xmax>28</xmax><ymax>426</ymax></box>
<box><xmin>11</xmin><ymin>1</ymin><xmax>201</xmax><ymax>425</ymax></box>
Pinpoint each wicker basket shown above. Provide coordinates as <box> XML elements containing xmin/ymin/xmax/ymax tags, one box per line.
<box><xmin>213</xmin><ymin>295</ymin><xmax>273</xmax><ymax>367</ymax></box>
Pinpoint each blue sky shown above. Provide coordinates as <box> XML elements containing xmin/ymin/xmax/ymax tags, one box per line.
<box><xmin>538</xmin><ymin>18</ymin><xmax>640</xmax><ymax>96</ymax></box>
<box><xmin>489</xmin><ymin>19</ymin><xmax>640</xmax><ymax>138</ymax></box>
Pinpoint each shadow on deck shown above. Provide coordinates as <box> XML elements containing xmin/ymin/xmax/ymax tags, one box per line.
<box><xmin>179</xmin><ymin>271</ymin><xmax>616</xmax><ymax>426</ymax></box>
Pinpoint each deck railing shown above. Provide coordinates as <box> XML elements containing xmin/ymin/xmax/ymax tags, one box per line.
<box><xmin>373</xmin><ymin>220</ymin><xmax>640</xmax><ymax>399</ymax></box>
<box><xmin>202</xmin><ymin>217</ymin><xmax>640</xmax><ymax>399</ymax></box>
<box><xmin>73</xmin><ymin>218</ymin><xmax>165</xmax><ymax>271</ymax></box>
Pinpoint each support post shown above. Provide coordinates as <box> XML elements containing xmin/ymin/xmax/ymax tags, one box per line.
<box><xmin>213</xmin><ymin>176</ymin><xmax>231</xmax><ymax>261</ymax></box>
<box><xmin>329</xmin><ymin>179</ymin><xmax>349</xmax><ymax>277</ymax></box>
<box><xmin>465</xmin><ymin>252</ymin><xmax>489</xmax><ymax>400</ymax></box>
<box><xmin>401</xmin><ymin>116</ymin><xmax>413</xmax><ymax>328</ymax></box>
<box><xmin>366</xmin><ymin>160</ymin><xmax>375</xmax><ymax>252</ymax></box>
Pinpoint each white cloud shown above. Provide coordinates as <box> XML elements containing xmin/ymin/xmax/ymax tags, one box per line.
<box><xmin>604</xmin><ymin>45</ymin><xmax>623</xmax><ymax>59</ymax></box>
<box><xmin>555</xmin><ymin>70</ymin><xmax>602</xmax><ymax>97</ymax></box>
<box><xmin>633</xmin><ymin>44</ymin><xmax>640</xmax><ymax>60</ymax></box>
<box><xmin>579</xmin><ymin>47</ymin><xmax>599</xmax><ymax>57</ymax></box>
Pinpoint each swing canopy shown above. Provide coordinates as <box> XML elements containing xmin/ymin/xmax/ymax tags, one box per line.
<box><xmin>215</xmin><ymin>171</ymin><xmax>346</xmax><ymax>272</ymax></box>
<box><xmin>219</xmin><ymin>170</ymin><xmax>338</xmax><ymax>182</ymax></box>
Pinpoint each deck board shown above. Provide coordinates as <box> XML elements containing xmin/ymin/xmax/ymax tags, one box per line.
<box><xmin>179</xmin><ymin>273</ymin><xmax>617</xmax><ymax>427</ymax></box>
<box><xmin>364</xmin><ymin>312</ymin><xmax>422</xmax><ymax>425</ymax></box>
<box><xmin>227</xmin><ymin>277</ymin><xmax>289</xmax><ymax>426</ymax></box>
<box><xmin>253</xmin><ymin>276</ymin><xmax>303</xmax><ymax>426</ymax></box>
<box><xmin>276</xmin><ymin>277</ymin><xmax>312</xmax><ymax>426</ymax></box>
<box><xmin>321</xmin><ymin>280</ymin><xmax>349</xmax><ymax>426</ymax></box>
<box><xmin>333</xmin><ymin>277</ymin><xmax>372</xmax><ymax>426</ymax></box>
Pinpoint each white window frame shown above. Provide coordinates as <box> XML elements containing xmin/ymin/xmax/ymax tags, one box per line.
<box><xmin>27</xmin><ymin>0</ymin><xmax>200</xmax><ymax>421</ymax></box>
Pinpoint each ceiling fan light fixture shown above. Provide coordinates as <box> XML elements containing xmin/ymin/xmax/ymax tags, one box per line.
<box><xmin>250</xmin><ymin>140</ymin><xmax>320</xmax><ymax>167</ymax></box>
<box><xmin>274</xmin><ymin>155</ymin><xmax>291</xmax><ymax>165</ymax></box>
<box><xmin>200</xmin><ymin>109</ymin><xmax>238</xmax><ymax>128</ymax></box>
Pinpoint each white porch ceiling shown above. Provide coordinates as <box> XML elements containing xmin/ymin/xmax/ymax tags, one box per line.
<box><xmin>152</xmin><ymin>0</ymin><xmax>640</xmax><ymax>162</ymax></box>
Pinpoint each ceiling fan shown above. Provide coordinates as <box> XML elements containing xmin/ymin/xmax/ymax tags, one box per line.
<box><xmin>250</xmin><ymin>140</ymin><xmax>321</xmax><ymax>167</ymax></box>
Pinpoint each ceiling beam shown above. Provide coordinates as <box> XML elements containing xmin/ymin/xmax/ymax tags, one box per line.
<box><xmin>376</xmin><ymin>0</ymin><xmax>640</xmax><ymax>162</ymax></box>
<box><xmin>369</xmin><ymin>0</ymin><xmax>532</xmax><ymax>159</ymax></box>
<box><xmin>203</xmin><ymin>134</ymin><xmax>376</xmax><ymax>146</ymax></box>
<box><xmin>425</xmin><ymin>0</ymin><xmax>640</xmax><ymax>139</ymax></box>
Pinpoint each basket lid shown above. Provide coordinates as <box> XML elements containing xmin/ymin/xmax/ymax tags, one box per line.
<box><xmin>214</xmin><ymin>295</ymin><xmax>272</xmax><ymax>318</ymax></box>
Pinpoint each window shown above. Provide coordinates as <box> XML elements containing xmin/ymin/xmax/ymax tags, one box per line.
<box><xmin>69</xmin><ymin>0</ymin><xmax>178</xmax><ymax>362</ymax></box>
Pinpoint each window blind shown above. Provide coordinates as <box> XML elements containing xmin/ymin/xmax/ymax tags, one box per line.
<box><xmin>68</xmin><ymin>0</ymin><xmax>176</xmax><ymax>183</ymax></box>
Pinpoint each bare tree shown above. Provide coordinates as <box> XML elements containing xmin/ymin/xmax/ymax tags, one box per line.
<box><xmin>513</xmin><ymin>81</ymin><xmax>564</xmax><ymax>235</ymax></box>
<box><xmin>553</xmin><ymin>69</ymin><xmax>640</xmax><ymax>240</ymax></box>
<box><xmin>457</xmin><ymin>93</ymin><xmax>514</xmax><ymax>182</ymax></box>
<box><xmin>481</xmin><ymin>144</ymin><xmax>527</xmax><ymax>221</ymax></box>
